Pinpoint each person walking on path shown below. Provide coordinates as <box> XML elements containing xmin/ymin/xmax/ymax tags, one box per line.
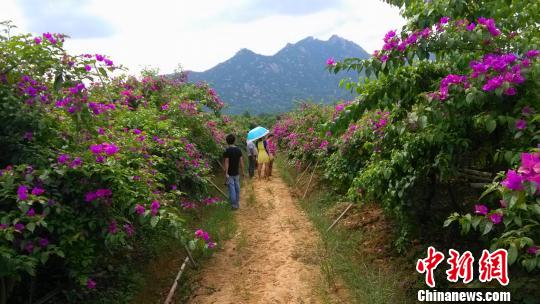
<box><xmin>223</xmin><ymin>134</ymin><xmax>245</xmax><ymax>210</ymax></box>
<box><xmin>266</xmin><ymin>133</ymin><xmax>276</xmax><ymax>177</ymax></box>
<box><xmin>247</xmin><ymin>138</ymin><xmax>258</xmax><ymax>178</ymax></box>
<box><xmin>256</xmin><ymin>136</ymin><xmax>270</xmax><ymax>180</ymax></box>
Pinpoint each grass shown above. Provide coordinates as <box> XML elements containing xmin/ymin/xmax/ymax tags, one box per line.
<box><xmin>275</xmin><ymin>156</ymin><xmax>412</xmax><ymax>304</ymax></box>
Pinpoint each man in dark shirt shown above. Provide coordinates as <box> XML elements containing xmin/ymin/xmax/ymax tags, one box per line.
<box><xmin>223</xmin><ymin>134</ymin><xmax>245</xmax><ymax>210</ymax></box>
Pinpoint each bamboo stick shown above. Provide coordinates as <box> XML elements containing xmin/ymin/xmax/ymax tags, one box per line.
<box><xmin>164</xmin><ymin>256</ymin><xmax>190</xmax><ymax>304</ymax></box>
<box><xmin>327</xmin><ymin>203</ymin><xmax>354</xmax><ymax>232</ymax></box>
<box><xmin>302</xmin><ymin>161</ymin><xmax>319</xmax><ymax>200</ymax></box>
<box><xmin>294</xmin><ymin>162</ymin><xmax>312</xmax><ymax>187</ymax></box>
<box><xmin>205</xmin><ymin>178</ymin><xmax>228</xmax><ymax>199</ymax></box>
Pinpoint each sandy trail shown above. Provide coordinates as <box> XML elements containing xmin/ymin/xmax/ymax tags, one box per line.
<box><xmin>188</xmin><ymin>169</ymin><xmax>344</xmax><ymax>304</ymax></box>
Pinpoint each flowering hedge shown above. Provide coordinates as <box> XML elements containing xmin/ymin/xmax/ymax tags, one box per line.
<box><xmin>0</xmin><ymin>23</ymin><xmax>229</xmax><ymax>302</ymax></box>
<box><xmin>274</xmin><ymin>0</ymin><xmax>540</xmax><ymax>284</ymax></box>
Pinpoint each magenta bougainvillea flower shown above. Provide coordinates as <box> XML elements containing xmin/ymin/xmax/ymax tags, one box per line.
<box><xmin>515</xmin><ymin>119</ymin><xmax>527</xmax><ymax>130</ymax></box>
<box><xmin>39</xmin><ymin>237</ymin><xmax>49</xmax><ymax>247</ymax></box>
<box><xmin>31</xmin><ymin>187</ymin><xmax>45</xmax><ymax>196</ymax></box>
<box><xmin>135</xmin><ymin>204</ymin><xmax>145</xmax><ymax>215</ymax></box>
<box><xmin>326</xmin><ymin>57</ymin><xmax>336</xmax><ymax>66</ymax></box>
<box><xmin>108</xmin><ymin>220</ymin><xmax>118</xmax><ymax>234</ymax></box>
<box><xmin>86</xmin><ymin>278</ymin><xmax>96</xmax><ymax>289</ymax></box>
<box><xmin>123</xmin><ymin>223</ymin><xmax>135</xmax><ymax>236</ymax></box>
<box><xmin>17</xmin><ymin>185</ymin><xmax>28</xmax><ymax>201</ymax></box>
<box><xmin>14</xmin><ymin>223</ymin><xmax>24</xmax><ymax>232</ymax></box>
<box><xmin>150</xmin><ymin>200</ymin><xmax>160</xmax><ymax>216</ymax></box>
<box><xmin>528</xmin><ymin>246</ymin><xmax>538</xmax><ymax>255</ymax></box>
<box><xmin>501</xmin><ymin>170</ymin><xmax>524</xmax><ymax>190</ymax></box>
<box><xmin>27</xmin><ymin>208</ymin><xmax>36</xmax><ymax>217</ymax></box>
<box><xmin>474</xmin><ymin>204</ymin><xmax>489</xmax><ymax>215</ymax></box>
<box><xmin>489</xmin><ymin>213</ymin><xmax>503</xmax><ymax>224</ymax></box>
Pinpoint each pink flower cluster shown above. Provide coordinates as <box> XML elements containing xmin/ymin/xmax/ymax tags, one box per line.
<box><xmin>55</xmin><ymin>83</ymin><xmax>87</xmax><ymax>113</ymax></box>
<box><xmin>341</xmin><ymin>124</ymin><xmax>359</xmax><ymax>143</ymax></box>
<box><xmin>370</xmin><ymin>110</ymin><xmax>391</xmax><ymax>135</ymax></box>
<box><xmin>501</xmin><ymin>152</ymin><xmax>540</xmax><ymax>191</ymax></box>
<box><xmin>430</xmin><ymin>50</ymin><xmax>538</xmax><ymax>100</ymax></box>
<box><xmin>88</xmin><ymin>102</ymin><xmax>116</xmax><ymax>115</ymax></box>
<box><xmin>195</xmin><ymin>229</ymin><xmax>216</xmax><ymax>249</ymax></box>
<box><xmin>90</xmin><ymin>142</ymin><xmax>120</xmax><ymax>163</ymax></box>
<box><xmin>57</xmin><ymin>153</ymin><xmax>83</xmax><ymax>168</ymax></box>
<box><xmin>474</xmin><ymin>204</ymin><xmax>503</xmax><ymax>224</ymax></box>
<box><xmin>373</xmin><ymin>17</ymin><xmax>503</xmax><ymax>63</ymax></box>
<box><xmin>17</xmin><ymin>76</ymin><xmax>50</xmax><ymax>105</ymax></box>
<box><xmin>429</xmin><ymin>74</ymin><xmax>470</xmax><ymax>100</ymax></box>
<box><xmin>85</xmin><ymin>188</ymin><xmax>113</xmax><ymax>203</ymax></box>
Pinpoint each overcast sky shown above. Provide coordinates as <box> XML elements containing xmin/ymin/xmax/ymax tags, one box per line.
<box><xmin>1</xmin><ymin>0</ymin><xmax>405</xmax><ymax>74</ymax></box>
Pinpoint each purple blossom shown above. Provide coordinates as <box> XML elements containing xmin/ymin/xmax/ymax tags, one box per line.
<box><xmin>95</xmin><ymin>54</ymin><xmax>104</xmax><ymax>61</ymax></box>
<box><xmin>527</xmin><ymin>246</ymin><xmax>538</xmax><ymax>255</ymax></box>
<box><xmin>87</xmin><ymin>278</ymin><xmax>96</xmax><ymax>289</ymax></box>
<box><xmin>123</xmin><ymin>223</ymin><xmax>135</xmax><ymax>236</ymax></box>
<box><xmin>108</xmin><ymin>220</ymin><xmax>118</xmax><ymax>234</ymax></box>
<box><xmin>474</xmin><ymin>204</ymin><xmax>489</xmax><ymax>215</ymax></box>
<box><xmin>504</xmin><ymin>87</ymin><xmax>517</xmax><ymax>96</ymax></box>
<box><xmin>70</xmin><ymin>157</ymin><xmax>83</xmax><ymax>168</ymax></box>
<box><xmin>150</xmin><ymin>200</ymin><xmax>160</xmax><ymax>216</ymax></box>
<box><xmin>381</xmin><ymin>55</ymin><xmax>389</xmax><ymax>62</ymax></box>
<box><xmin>17</xmin><ymin>185</ymin><xmax>29</xmax><ymax>201</ymax></box>
<box><xmin>466</xmin><ymin>23</ymin><xmax>476</xmax><ymax>31</ymax></box>
<box><xmin>489</xmin><ymin>213</ymin><xmax>503</xmax><ymax>224</ymax></box>
<box><xmin>24</xmin><ymin>132</ymin><xmax>33</xmax><ymax>141</ymax></box>
<box><xmin>326</xmin><ymin>57</ymin><xmax>336</xmax><ymax>66</ymax></box>
<box><xmin>515</xmin><ymin>119</ymin><xmax>527</xmax><ymax>130</ymax></box>
<box><xmin>31</xmin><ymin>187</ymin><xmax>45</xmax><ymax>196</ymax></box>
<box><xmin>526</xmin><ymin>50</ymin><xmax>540</xmax><ymax>58</ymax></box>
<box><xmin>90</xmin><ymin>144</ymin><xmax>103</xmax><ymax>154</ymax></box>
<box><xmin>133</xmin><ymin>129</ymin><xmax>142</xmax><ymax>135</ymax></box>
<box><xmin>34</xmin><ymin>37</ymin><xmax>42</xmax><ymax>44</ymax></box>
<box><xmin>27</xmin><ymin>208</ymin><xmax>36</xmax><ymax>217</ymax></box>
<box><xmin>14</xmin><ymin>223</ymin><xmax>24</xmax><ymax>232</ymax></box>
<box><xmin>84</xmin><ymin>64</ymin><xmax>92</xmax><ymax>72</ymax></box>
<box><xmin>135</xmin><ymin>204</ymin><xmax>145</xmax><ymax>215</ymax></box>
<box><xmin>440</xmin><ymin>16</ymin><xmax>450</xmax><ymax>24</ymax></box>
<box><xmin>38</xmin><ymin>238</ymin><xmax>49</xmax><ymax>247</ymax></box>
<box><xmin>85</xmin><ymin>191</ymin><xmax>98</xmax><ymax>202</ymax></box>
<box><xmin>207</xmin><ymin>242</ymin><xmax>216</xmax><ymax>249</ymax></box>
<box><xmin>25</xmin><ymin>242</ymin><xmax>34</xmax><ymax>253</ymax></box>
<box><xmin>501</xmin><ymin>170</ymin><xmax>524</xmax><ymax>190</ymax></box>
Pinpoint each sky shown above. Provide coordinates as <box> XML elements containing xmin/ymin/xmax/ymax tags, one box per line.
<box><xmin>0</xmin><ymin>0</ymin><xmax>405</xmax><ymax>74</ymax></box>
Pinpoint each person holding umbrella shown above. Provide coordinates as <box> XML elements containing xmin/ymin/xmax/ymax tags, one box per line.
<box><xmin>256</xmin><ymin>136</ymin><xmax>271</xmax><ymax>180</ymax></box>
<box><xmin>246</xmin><ymin>126</ymin><xmax>270</xmax><ymax>180</ymax></box>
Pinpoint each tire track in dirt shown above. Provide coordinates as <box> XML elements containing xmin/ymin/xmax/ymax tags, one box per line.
<box><xmin>188</xmin><ymin>169</ymin><xmax>346</xmax><ymax>304</ymax></box>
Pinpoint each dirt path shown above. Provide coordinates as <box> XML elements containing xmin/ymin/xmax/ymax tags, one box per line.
<box><xmin>188</xmin><ymin>169</ymin><xmax>346</xmax><ymax>304</ymax></box>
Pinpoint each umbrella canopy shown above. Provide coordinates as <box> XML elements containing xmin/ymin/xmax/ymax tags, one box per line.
<box><xmin>247</xmin><ymin>126</ymin><xmax>269</xmax><ymax>143</ymax></box>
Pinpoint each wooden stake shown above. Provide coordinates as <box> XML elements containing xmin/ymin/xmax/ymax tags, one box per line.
<box><xmin>302</xmin><ymin>161</ymin><xmax>319</xmax><ymax>200</ymax></box>
<box><xmin>326</xmin><ymin>203</ymin><xmax>354</xmax><ymax>232</ymax></box>
<box><xmin>184</xmin><ymin>244</ymin><xmax>198</xmax><ymax>268</ymax></box>
<box><xmin>164</xmin><ymin>256</ymin><xmax>190</xmax><ymax>304</ymax></box>
<box><xmin>294</xmin><ymin>162</ymin><xmax>312</xmax><ymax>188</ymax></box>
<box><xmin>205</xmin><ymin>178</ymin><xmax>228</xmax><ymax>199</ymax></box>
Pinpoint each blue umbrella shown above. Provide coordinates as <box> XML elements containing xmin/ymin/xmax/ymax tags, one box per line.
<box><xmin>247</xmin><ymin>126</ymin><xmax>269</xmax><ymax>143</ymax></box>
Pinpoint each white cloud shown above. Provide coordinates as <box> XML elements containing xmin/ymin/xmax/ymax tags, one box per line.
<box><xmin>0</xmin><ymin>0</ymin><xmax>405</xmax><ymax>74</ymax></box>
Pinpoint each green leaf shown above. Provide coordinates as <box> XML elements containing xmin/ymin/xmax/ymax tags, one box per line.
<box><xmin>150</xmin><ymin>216</ymin><xmax>159</xmax><ymax>227</ymax></box>
<box><xmin>485</xmin><ymin>119</ymin><xmax>496</xmax><ymax>133</ymax></box>
<box><xmin>27</xmin><ymin>222</ymin><xmax>36</xmax><ymax>233</ymax></box>
<box><xmin>508</xmin><ymin>243</ymin><xmax>518</xmax><ymax>265</ymax></box>
<box><xmin>483</xmin><ymin>221</ymin><xmax>493</xmax><ymax>235</ymax></box>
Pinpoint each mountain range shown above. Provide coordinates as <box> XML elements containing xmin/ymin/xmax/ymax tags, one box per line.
<box><xmin>187</xmin><ymin>35</ymin><xmax>369</xmax><ymax>114</ymax></box>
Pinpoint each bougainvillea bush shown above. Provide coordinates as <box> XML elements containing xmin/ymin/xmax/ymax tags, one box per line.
<box><xmin>0</xmin><ymin>22</ymin><xmax>229</xmax><ymax>303</ymax></box>
<box><xmin>274</xmin><ymin>0</ymin><xmax>540</xmax><ymax>289</ymax></box>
